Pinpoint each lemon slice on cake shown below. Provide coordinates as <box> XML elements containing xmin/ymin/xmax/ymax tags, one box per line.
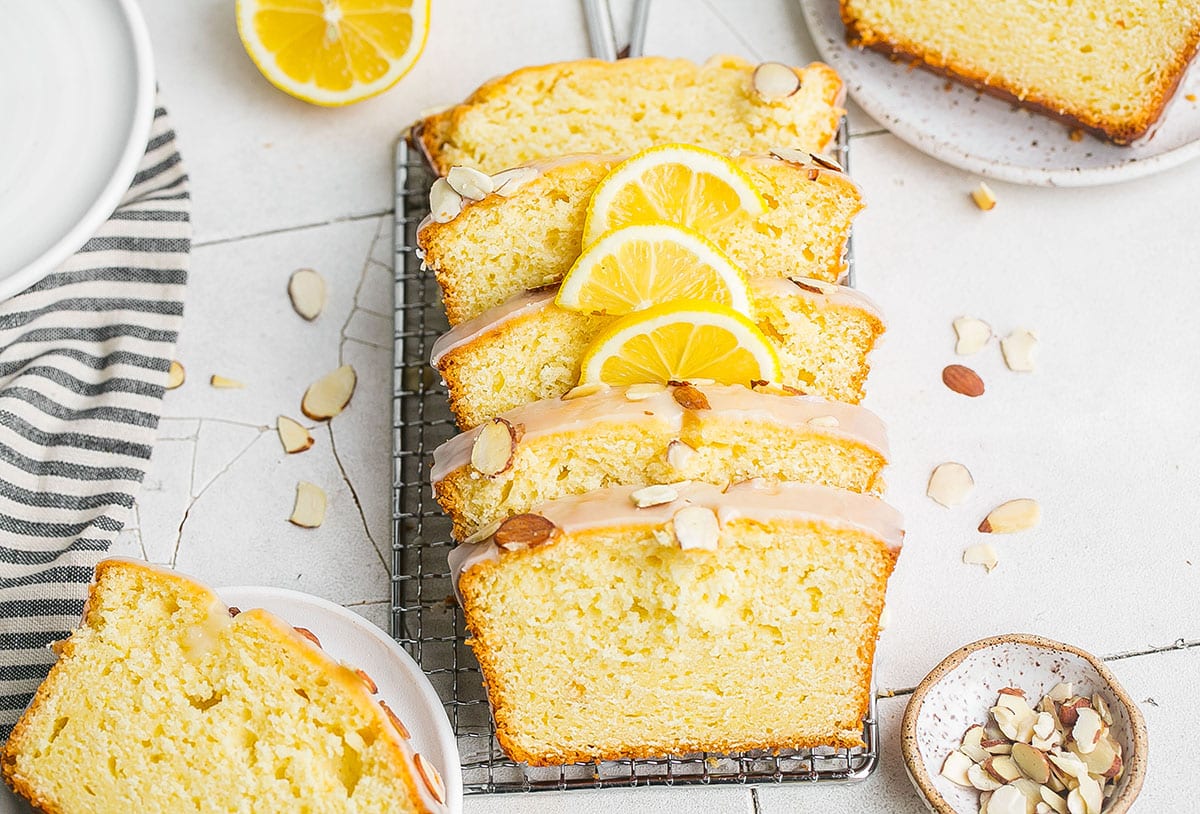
<box><xmin>582</xmin><ymin>144</ymin><xmax>767</xmax><ymax>246</ymax></box>
<box><xmin>578</xmin><ymin>300</ymin><xmax>781</xmax><ymax>386</ymax></box>
<box><xmin>236</xmin><ymin>0</ymin><xmax>430</xmax><ymax>107</ymax></box>
<box><xmin>556</xmin><ymin>222</ymin><xmax>753</xmax><ymax>316</ymax></box>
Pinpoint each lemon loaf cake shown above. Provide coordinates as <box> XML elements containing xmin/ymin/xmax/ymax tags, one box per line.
<box><xmin>840</xmin><ymin>0</ymin><xmax>1200</xmax><ymax>143</ymax></box>
<box><xmin>431</xmin><ymin>279</ymin><xmax>885</xmax><ymax>429</ymax></box>
<box><xmin>448</xmin><ymin>479</ymin><xmax>903</xmax><ymax>764</ymax></box>
<box><xmin>2</xmin><ymin>559</ymin><xmax>446</xmax><ymax>814</ymax></box>
<box><xmin>416</xmin><ymin>56</ymin><xmax>845</xmax><ymax>175</ymax></box>
<box><xmin>420</xmin><ymin>151</ymin><xmax>862</xmax><ymax>324</ymax></box>
<box><xmin>433</xmin><ymin>382</ymin><xmax>888</xmax><ymax>539</ymax></box>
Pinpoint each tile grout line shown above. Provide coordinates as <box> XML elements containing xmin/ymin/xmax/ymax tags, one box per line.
<box><xmin>193</xmin><ymin>207</ymin><xmax>395</xmax><ymax>248</ymax></box>
<box><xmin>750</xmin><ymin>786</ymin><xmax>762</xmax><ymax>814</ymax></box>
<box><xmin>876</xmin><ymin>638</ymin><xmax>1200</xmax><ymax>700</ymax></box>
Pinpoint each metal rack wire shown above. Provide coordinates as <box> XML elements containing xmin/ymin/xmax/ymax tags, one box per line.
<box><xmin>391</xmin><ymin>125</ymin><xmax>877</xmax><ymax>794</ymax></box>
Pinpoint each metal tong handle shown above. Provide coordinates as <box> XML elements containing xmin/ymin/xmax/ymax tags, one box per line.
<box><xmin>583</xmin><ymin>0</ymin><xmax>651</xmax><ymax>60</ymax></box>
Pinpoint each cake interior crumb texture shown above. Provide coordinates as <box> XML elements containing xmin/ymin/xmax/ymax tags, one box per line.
<box><xmin>2</xmin><ymin>561</ymin><xmax>429</xmax><ymax>814</ymax></box>
<box><xmin>460</xmin><ymin>519</ymin><xmax>895</xmax><ymax>765</ymax></box>
<box><xmin>420</xmin><ymin>156</ymin><xmax>863</xmax><ymax>325</ymax></box>
<box><xmin>420</xmin><ymin>56</ymin><xmax>845</xmax><ymax>174</ymax></box>
<box><xmin>840</xmin><ymin>0</ymin><xmax>1200</xmax><ymax>142</ymax></box>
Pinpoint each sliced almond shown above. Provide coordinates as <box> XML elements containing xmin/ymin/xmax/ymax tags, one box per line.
<box><xmin>277</xmin><ymin>415</ymin><xmax>314</xmax><ymax>454</ymax></box>
<box><xmin>562</xmin><ymin>382</ymin><xmax>609</xmax><ymax>401</ymax></box>
<box><xmin>1066</xmin><ymin>788</ymin><xmax>1085</xmax><ymax>814</ymax></box>
<box><xmin>752</xmin><ymin>61</ymin><xmax>801</xmax><ymax>100</ymax></box>
<box><xmin>1012</xmin><ymin>743</ymin><xmax>1051</xmax><ymax>784</ymax></box>
<box><xmin>289</xmin><ymin>481</ymin><xmax>326</xmax><ymax>528</ymax></box>
<box><xmin>1033</xmin><ymin>711</ymin><xmax>1057</xmax><ymax>741</ymax></box>
<box><xmin>446</xmin><ymin>165</ymin><xmax>494</xmax><ymax>200</ymax></box>
<box><xmin>672</xmin><ymin>505</ymin><xmax>719</xmax><ymax>551</ymax></box>
<box><xmin>979</xmin><ymin>499</ymin><xmax>1041</xmax><ymax>533</ymax></box>
<box><xmin>631</xmin><ymin>484</ymin><xmax>679</xmax><ymax>508</ymax></box>
<box><xmin>293</xmin><ymin>626</ymin><xmax>322</xmax><ymax>647</ymax></box>
<box><xmin>462</xmin><ymin>517</ymin><xmax>503</xmax><ymax>546</ymax></box>
<box><xmin>983</xmin><ymin>738</ymin><xmax>1014</xmax><ymax>755</ymax></box>
<box><xmin>666</xmin><ymin>439</ymin><xmax>695</xmax><ymax>472</ymax></box>
<box><xmin>1001</xmin><ymin>329</ymin><xmax>1039</xmax><ymax>372</ymax></box>
<box><xmin>470</xmin><ymin>418</ymin><xmax>519</xmax><ymax>476</ymax></box>
<box><xmin>996</xmin><ymin>692</ymin><xmax>1036</xmax><ymax>718</ymax></box>
<box><xmin>1056</xmin><ymin>697</ymin><xmax>1091</xmax><ymax>728</ymax></box>
<box><xmin>301</xmin><ymin>364</ymin><xmax>357</xmax><ymax>420</ymax></box>
<box><xmin>1048</xmin><ymin>752</ymin><xmax>1090</xmax><ymax>782</ymax></box>
<box><xmin>1047</xmin><ymin>683</ymin><xmax>1074</xmax><ymax>703</ymax></box>
<box><xmin>1076</xmin><ymin>774</ymin><xmax>1103</xmax><ymax>814</ymax></box>
<box><xmin>166</xmin><ymin>360</ymin><xmax>186</xmax><ymax>390</ymax></box>
<box><xmin>1040</xmin><ymin>786</ymin><xmax>1069</xmax><ymax>814</ymax></box>
<box><xmin>928</xmin><ymin>462</ymin><xmax>974</xmax><ymax>507</ymax></box>
<box><xmin>972</xmin><ymin>181</ymin><xmax>998</xmax><ymax>211</ymax></box>
<box><xmin>1071</xmin><ymin>708</ymin><xmax>1103</xmax><ymax>754</ymax></box>
<box><xmin>429</xmin><ymin>178</ymin><xmax>463</xmax><ymax>223</ymax></box>
<box><xmin>671</xmin><ymin>383</ymin><xmax>710</xmax><ymax>410</ymax></box>
<box><xmin>493</xmin><ymin>514</ymin><xmax>557</xmax><ymax>551</ymax></box>
<box><xmin>961</xmin><ymin>723</ymin><xmax>991</xmax><ymax>763</ymax></box>
<box><xmin>352</xmin><ymin>667</ymin><xmax>377</xmax><ymax>694</ymax></box>
<box><xmin>807</xmin><ymin>415</ymin><xmax>840</xmax><ymax>428</ymax></box>
<box><xmin>288</xmin><ymin>268</ymin><xmax>326</xmax><ymax>321</ymax></box>
<box><xmin>943</xmin><ymin>364</ymin><xmax>985</xmax><ymax>397</ymax></box>
<box><xmin>625</xmin><ymin>382</ymin><xmax>667</xmax><ymax>401</ymax></box>
<box><xmin>809</xmin><ymin>152</ymin><xmax>844</xmax><ymax>172</ymax></box>
<box><xmin>983</xmin><ymin>755</ymin><xmax>1023</xmax><ymax>783</ymax></box>
<box><xmin>413</xmin><ymin>752</ymin><xmax>446</xmax><ymax>805</ymax></box>
<box><xmin>992</xmin><ymin>706</ymin><xmax>1034</xmax><ymax>743</ymax></box>
<box><xmin>970</xmin><ymin>762</ymin><xmax>1005</xmax><ymax>791</ymax></box>
<box><xmin>491</xmin><ymin>166</ymin><xmax>539</xmax><ymax>197</ymax></box>
<box><xmin>940</xmin><ymin>749</ymin><xmax>974</xmax><ymax>787</ymax></box>
<box><xmin>1071</xmin><ymin>731</ymin><xmax>1116</xmax><ymax>775</ymax></box>
<box><xmin>954</xmin><ymin>316</ymin><xmax>992</xmax><ymax>355</ymax></box>
<box><xmin>210</xmin><ymin>374</ymin><xmax>244</xmax><ymax>389</ymax></box>
<box><xmin>379</xmin><ymin>700</ymin><xmax>411</xmax><ymax>739</ymax></box>
<box><xmin>989</xmin><ymin>785</ymin><xmax>1027</xmax><ymax>814</ymax></box>
<box><xmin>1091</xmin><ymin>693</ymin><xmax>1112</xmax><ymax>725</ymax></box>
<box><xmin>964</xmin><ymin>543</ymin><xmax>999</xmax><ymax>572</ymax></box>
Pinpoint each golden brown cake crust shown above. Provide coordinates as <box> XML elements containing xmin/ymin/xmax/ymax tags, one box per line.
<box><xmin>418</xmin><ymin>56</ymin><xmax>845</xmax><ymax>175</ymax></box>
<box><xmin>839</xmin><ymin>4</ymin><xmax>1200</xmax><ymax>144</ymax></box>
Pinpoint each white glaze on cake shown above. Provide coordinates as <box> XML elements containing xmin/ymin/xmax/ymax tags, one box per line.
<box><xmin>447</xmin><ymin>480</ymin><xmax>905</xmax><ymax>596</ymax></box>
<box><xmin>430</xmin><ymin>383</ymin><xmax>888</xmax><ymax>483</ymax></box>
<box><xmin>429</xmin><ymin>278</ymin><xmax>885</xmax><ymax>367</ymax></box>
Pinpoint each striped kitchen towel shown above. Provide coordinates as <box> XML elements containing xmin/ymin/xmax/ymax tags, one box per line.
<box><xmin>0</xmin><ymin>101</ymin><xmax>190</xmax><ymax>740</ymax></box>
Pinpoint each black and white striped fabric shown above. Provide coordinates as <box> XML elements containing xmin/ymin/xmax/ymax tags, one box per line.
<box><xmin>0</xmin><ymin>101</ymin><xmax>189</xmax><ymax>740</ymax></box>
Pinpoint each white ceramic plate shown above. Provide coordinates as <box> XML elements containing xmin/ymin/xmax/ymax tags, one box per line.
<box><xmin>799</xmin><ymin>0</ymin><xmax>1200</xmax><ymax>186</ymax></box>
<box><xmin>0</xmin><ymin>586</ymin><xmax>463</xmax><ymax>814</ymax></box>
<box><xmin>0</xmin><ymin>0</ymin><xmax>155</xmax><ymax>298</ymax></box>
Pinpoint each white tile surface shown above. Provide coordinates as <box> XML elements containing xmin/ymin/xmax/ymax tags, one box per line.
<box><xmin>108</xmin><ymin>1</ymin><xmax>1199</xmax><ymax>810</ymax></box>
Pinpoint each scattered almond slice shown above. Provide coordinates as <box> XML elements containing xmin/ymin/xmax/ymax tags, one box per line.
<box><xmin>969</xmin><ymin>762</ymin><xmax>1003</xmax><ymax>791</ymax></box>
<box><xmin>277</xmin><ymin>415</ymin><xmax>314</xmax><ymax>454</ymax></box>
<box><xmin>979</xmin><ymin>499</ymin><xmax>1041</xmax><ymax>533</ymax></box>
<box><xmin>494</xmin><ymin>514</ymin><xmax>558</xmax><ymax>551</ymax></box>
<box><xmin>954</xmin><ymin>317</ymin><xmax>992</xmax><ymax>355</ymax></box>
<box><xmin>807</xmin><ymin>415</ymin><xmax>839</xmax><ymax>428</ymax></box>
<box><xmin>940</xmin><ymin>750</ymin><xmax>974</xmax><ymax>787</ymax></box>
<box><xmin>666</xmin><ymin>439</ymin><xmax>695</xmax><ymax>471</ymax></box>
<box><xmin>289</xmin><ymin>481</ymin><xmax>326</xmax><ymax>528</ymax></box>
<box><xmin>210</xmin><ymin>374</ymin><xmax>244</xmax><ymax>389</ymax></box>
<box><xmin>166</xmin><ymin>360</ymin><xmax>186</xmax><ymax>390</ymax></box>
<box><xmin>301</xmin><ymin>365</ymin><xmax>357</xmax><ymax>420</ymax></box>
<box><xmin>631</xmin><ymin>484</ymin><xmax>679</xmax><ymax>508</ymax></box>
<box><xmin>446</xmin><ymin>166</ymin><xmax>494</xmax><ymax>200</ymax></box>
<box><xmin>288</xmin><ymin>268</ymin><xmax>326</xmax><ymax>321</ymax></box>
<box><xmin>928</xmin><ymin>462</ymin><xmax>974</xmax><ymax>507</ymax></box>
<box><xmin>963</xmin><ymin>543</ymin><xmax>999</xmax><ymax>572</ymax></box>
<box><xmin>429</xmin><ymin>178</ymin><xmax>463</xmax><ymax>223</ymax></box>
<box><xmin>1071</xmin><ymin>708</ymin><xmax>1104</xmax><ymax>754</ymax></box>
<box><xmin>752</xmin><ymin>61</ymin><xmax>802</xmax><ymax>100</ymax></box>
<box><xmin>562</xmin><ymin>382</ymin><xmax>609</xmax><ymax>401</ymax></box>
<box><xmin>972</xmin><ymin>181</ymin><xmax>997</xmax><ymax>211</ymax></box>
<box><xmin>1012</xmin><ymin>743</ymin><xmax>1051</xmax><ymax>784</ymax></box>
<box><xmin>1001</xmin><ymin>329</ymin><xmax>1039</xmax><ymax>372</ymax></box>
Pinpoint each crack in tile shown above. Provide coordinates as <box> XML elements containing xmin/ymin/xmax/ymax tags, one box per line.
<box><xmin>326</xmin><ymin>421</ymin><xmax>389</xmax><ymax>575</ymax></box>
<box><xmin>698</xmin><ymin>0</ymin><xmax>765</xmax><ymax>61</ymax></box>
<box><xmin>171</xmin><ymin>428</ymin><xmax>269</xmax><ymax>567</ymax></box>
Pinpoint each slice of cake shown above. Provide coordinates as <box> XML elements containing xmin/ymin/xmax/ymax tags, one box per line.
<box><xmin>448</xmin><ymin>480</ymin><xmax>903</xmax><ymax>765</ymax></box>
<box><xmin>416</xmin><ymin>56</ymin><xmax>845</xmax><ymax>175</ymax></box>
<box><xmin>2</xmin><ymin>559</ymin><xmax>446</xmax><ymax>814</ymax></box>
<box><xmin>840</xmin><ymin>0</ymin><xmax>1200</xmax><ymax>143</ymax></box>
<box><xmin>419</xmin><ymin>151</ymin><xmax>863</xmax><ymax>325</ymax></box>
<box><xmin>431</xmin><ymin>278</ymin><xmax>885</xmax><ymax>429</ymax></box>
<box><xmin>433</xmin><ymin>382</ymin><xmax>888</xmax><ymax>540</ymax></box>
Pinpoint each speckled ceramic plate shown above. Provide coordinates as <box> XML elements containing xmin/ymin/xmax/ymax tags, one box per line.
<box><xmin>799</xmin><ymin>0</ymin><xmax>1200</xmax><ymax>186</ymax></box>
<box><xmin>901</xmin><ymin>634</ymin><xmax>1147</xmax><ymax>814</ymax></box>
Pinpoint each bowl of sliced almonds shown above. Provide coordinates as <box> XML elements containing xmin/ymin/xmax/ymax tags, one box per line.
<box><xmin>902</xmin><ymin>634</ymin><xmax>1147</xmax><ymax>814</ymax></box>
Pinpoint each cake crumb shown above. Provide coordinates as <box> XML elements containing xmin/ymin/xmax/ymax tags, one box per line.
<box><xmin>970</xmin><ymin>182</ymin><xmax>996</xmax><ymax>211</ymax></box>
<box><xmin>1187</xmin><ymin>93</ymin><xmax>1197</xmax><ymax>102</ymax></box>
<box><xmin>1068</xmin><ymin>128</ymin><xmax>1085</xmax><ymax>142</ymax></box>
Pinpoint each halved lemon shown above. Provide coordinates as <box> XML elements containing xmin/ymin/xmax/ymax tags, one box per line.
<box><xmin>555</xmin><ymin>222</ymin><xmax>753</xmax><ymax>316</ymax></box>
<box><xmin>578</xmin><ymin>300</ymin><xmax>781</xmax><ymax>386</ymax></box>
<box><xmin>582</xmin><ymin>144</ymin><xmax>767</xmax><ymax>246</ymax></box>
<box><xmin>236</xmin><ymin>0</ymin><xmax>430</xmax><ymax>107</ymax></box>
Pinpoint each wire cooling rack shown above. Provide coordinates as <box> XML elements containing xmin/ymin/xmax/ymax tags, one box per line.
<box><xmin>391</xmin><ymin>125</ymin><xmax>878</xmax><ymax>794</ymax></box>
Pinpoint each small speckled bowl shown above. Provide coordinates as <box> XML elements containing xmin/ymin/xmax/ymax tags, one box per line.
<box><xmin>901</xmin><ymin>634</ymin><xmax>1147</xmax><ymax>814</ymax></box>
